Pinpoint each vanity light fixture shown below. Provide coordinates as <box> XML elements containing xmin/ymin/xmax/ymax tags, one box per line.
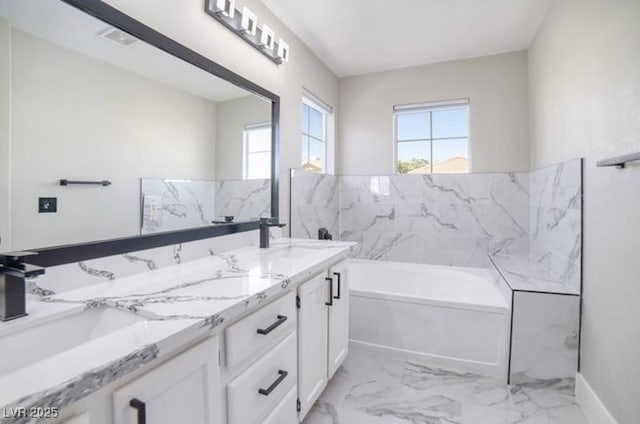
<box><xmin>240</xmin><ymin>7</ymin><xmax>258</xmax><ymax>36</ymax></box>
<box><xmin>204</xmin><ymin>0</ymin><xmax>288</xmax><ymax>65</ymax></box>
<box><xmin>214</xmin><ymin>0</ymin><xmax>235</xmax><ymax>18</ymax></box>
<box><xmin>260</xmin><ymin>24</ymin><xmax>276</xmax><ymax>50</ymax></box>
<box><xmin>276</xmin><ymin>39</ymin><xmax>290</xmax><ymax>62</ymax></box>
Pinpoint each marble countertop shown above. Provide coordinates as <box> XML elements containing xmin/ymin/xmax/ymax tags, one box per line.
<box><xmin>0</xmin><ymin>238</ymin><xmax>356</xmax><ymax>422</ymax></box>
<box><xmin>489</xmin><ymin>253</ymin><xmax>580</xmax><ymax>295</ymax></box>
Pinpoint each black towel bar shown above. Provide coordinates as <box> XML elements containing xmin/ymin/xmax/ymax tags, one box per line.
<box><xmin>596</xmin><ymin>152</ymin><xmax>640</xmax><ymax>169</ymax></box>
<box><xmin>59</xmin><ymin>179</ymin><xmax>112</xmax><ymax>186</ymax></box>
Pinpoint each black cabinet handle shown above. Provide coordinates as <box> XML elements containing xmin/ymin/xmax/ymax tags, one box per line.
<box><xmin>129</xmin><ymin>398</ymin><xmax>146</xmax><ymax>424</ymax></box>
<box><xmin>257</xmin><ymin>315</ymin><xmax>288</xmax><ymax>335</ymax></box>
<box><xmin>333</xmin><ymin>272</ymin><xmax>341</xmax><ymax>299</ymax></box>
<box><xmin>258</xmin><ymin>370</ymin><xmax>288</xmax><ymax>396</ymax></box>
<box><xmin>325</xmin><ymin>277</ymin><xmax>333</xmax><ymax>306</ymax></box>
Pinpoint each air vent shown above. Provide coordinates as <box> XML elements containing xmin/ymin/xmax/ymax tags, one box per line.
<box><xmin>98</xmin><ymin>27</ymin><xmax>138</xmax><ymax>46</ymax></box>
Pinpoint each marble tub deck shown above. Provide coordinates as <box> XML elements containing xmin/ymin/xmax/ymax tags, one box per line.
<box><xmin>303</xmin><ymin>345</ymin><xmax>587</xmax><ymax>424</ymax></box>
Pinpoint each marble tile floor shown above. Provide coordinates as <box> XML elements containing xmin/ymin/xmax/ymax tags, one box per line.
<box><xmin>303</xmin><ymin>345</ymin><xmax>587</xmax><ymax>424</ymax></box>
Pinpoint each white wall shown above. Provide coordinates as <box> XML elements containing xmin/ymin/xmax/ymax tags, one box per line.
<box><xmin>101</xmin><ymin>0</ymin><xmax>339</xmax><ymax>223</ymax></box>
<box><xmin>0</xmin><ymin>19</ymin><xmax>10</xmax><ymax>252</ymax></box>
<box><xmin>215</xmin><ymin>95</ymin><xmax>271</xmax><ymax>180</ymax></box>
<box><xmin>528</xmin><ymin>1</ymin><xmax>640</xmax><ymax>422</ymax></box>
<box><xmin>11</xmin><ymin>29</ymin><xmax>218</xmax><ymax>250</ymax></box>
<box><xmin>337</xmin><ymin>51</ymin><xmax>529</xmax><ymax>175</ymax></box>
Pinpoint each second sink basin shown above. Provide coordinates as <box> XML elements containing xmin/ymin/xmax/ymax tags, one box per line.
<box><xmin>0</xmin><ymin>307</ymin><xmax>146</xmax><ymax>378</ymax></box>
<box><xmin>260</xmin><ymin>245</ymin><xmax>321</xmax><ymax>259</ymax></box>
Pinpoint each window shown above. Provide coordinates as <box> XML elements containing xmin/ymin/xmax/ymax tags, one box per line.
<box><xmin>394</xmin><ymin>99</ymin><xmax>469</xmax><ymax>174</ymax></box>
<box><xmin>302</xmin><ymin>92</ymin><xmax>333</xmax><ymax>173</ymax></box>
<box><xmin>243</xmin><ymin>123</ymin><xmax>271</xmax><ymax>179</ymax></box>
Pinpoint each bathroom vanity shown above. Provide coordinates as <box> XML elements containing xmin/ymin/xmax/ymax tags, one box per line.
<box><xmin>0</xmin><ymin>239</ymin><xmax>356</xmax><ymax>424</ymax></box>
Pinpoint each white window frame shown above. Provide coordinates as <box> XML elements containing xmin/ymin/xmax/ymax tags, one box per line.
<box><xmin>302</xmin><ymin>89</ymin><xmax>334</xmax><ymax>174</ymax></box>
<box><xmin>243</xmin><ymin>122</ymin><xmax>271</xmax><ymax>180</ymax></box>
<box><xmin>393</xmin><ymin>98</ymin><xmax>470</xmax><ymax>174</ymax></box>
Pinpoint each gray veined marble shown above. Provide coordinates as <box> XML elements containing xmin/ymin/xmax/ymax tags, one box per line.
<box><xmin>141</xmin><ymin>179</ymin><xmax>217</xmax><ymax>234</ymax></box>
<box><xmin>214</xmin><ymin>178</ymin><xmax>271</xmax><ymax>221</ymax></box>
<box><xmin>510</xmin><ymin>292</ymin><xmax>580</xmax><ymax>385</ymax></box>
<box><xmin>338</xmin><ymin>172</ymin><xmax>531</xmax><ymax>267</ymax></box>
<box><xmin>303</xmin><ymin>345</ymin><xmax>587</xmax><ymax>424</ymax></box>
<box><xmin>6</xmin><ymin>239</ymin><xmax>356</xmax><ymax>418</ymax></box>
<box><xmin>3</xmin><ymin>345</ymin><xmax>160</xmax><ymax>424</ymax></box>
<box><xmin>528</xmin><ymin>159</ymin><xmax>582</xmax><ymax>292</ymax></box>
<box><xmin>290</xmin><ymin>169</ymin><xmax>340</xmax><ymax>240</ymax></box>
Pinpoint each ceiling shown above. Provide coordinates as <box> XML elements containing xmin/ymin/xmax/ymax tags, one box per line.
<box><xmin>0</xmin><ymin>0</ymin><xmax>252</xmax><ymax>102</ymax></box>
<box><xmin>262</xmin><ymin>0</ymin><xmax>555</xmax><ymax>77</ymax></box>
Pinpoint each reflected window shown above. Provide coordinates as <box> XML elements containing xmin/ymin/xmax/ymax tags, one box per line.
<box><xmin>302</xmin><ymin>95</ymin><xmax>332</xmax><ymax>173</ymax></box>
<box><xmin>394</xmin><ymin>100</ymin><xmax>469</xmax><ymax>174</ymax></box>
<box><xmin>243</xmin><ymin>123</ymin><xmax>271</xmax><ymax>179</ymax></box>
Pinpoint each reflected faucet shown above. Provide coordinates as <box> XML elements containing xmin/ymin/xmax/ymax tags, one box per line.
<box><xmin>0</xmin><ymin>252</ymin><xmax>46</xmax><ymax>321</ymax></box>
<box><xmin>259</xmin><ymin>217</ymin><xmax>286</xmax><ymax>249</ymax></box>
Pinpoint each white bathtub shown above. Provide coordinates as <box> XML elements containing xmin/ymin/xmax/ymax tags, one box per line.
<box><xmin>349</xmin><ymin>259</ymin><xmax>510</xmax><ymax>378</ymax></box>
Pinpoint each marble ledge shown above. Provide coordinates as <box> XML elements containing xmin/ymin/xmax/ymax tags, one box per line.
<box><xmin>0</xmin><ymin>238</ymin><xmax>357</xmax><ymax>421</ymax></box>
<box><xmin>489</xmin><ymin>253</ymin><xmax>580</xmax><ymax>295</ymax></box>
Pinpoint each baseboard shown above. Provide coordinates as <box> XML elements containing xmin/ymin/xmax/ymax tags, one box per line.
<box><xmin>575</xmin><ymin>372</ymin><xmax>618</xmax><ymax>424</ymax></box>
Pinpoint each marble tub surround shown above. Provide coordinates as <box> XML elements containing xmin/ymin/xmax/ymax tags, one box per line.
<box><xmin>338</xmin><ymin>173</ymin><xmax>530</xmax><ymax>266</ymax></box>
<box><xmin>214</xmin><ymin>178</ymin><xmax>271</xmax><ymax>222</ymax></box>
<box><xmin>528</xmin><ymin>158</ymin><xmax>582</xmax><ymax>291</ymax></box>
<box><xmin>26</xmin><ymin>229</ymin><xmax>278</xmax><ymax>295</ymax></box>
<box><xmin>1</xmin><ymin>238</ymin><xmax>357</xmax><ymax>418</ymax></box>
<box><xmin>489</xmin><ymin>253</ymin><xmax>580</xmax><ymax>295</ymax></box>
<box><xmin>141</xmin><ymin>179</ymin><xmax>216</xmax><ymax>234</ymax></box>
<box><xmin>303</xmin><ymin>344</ymin><xmax>587</xmax><ymax>424</ymax></box>
<box><xmin>290</xmin><ymin>169</ymin><xmax>339</xmax><ymax>239</ymax></box>
<box><xmin>510</xmin><ymin>292</ymin><xmax>580</xmax><ymax>385</ymax></box>
<box><xmin>290</xmin><ymin>159</ymin><xmax>582</xmax><ymax>283</ymax></box>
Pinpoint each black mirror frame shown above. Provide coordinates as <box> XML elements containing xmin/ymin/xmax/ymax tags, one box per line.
<box><xmin>24</xmin><ymin>0</ymin><xmax>280</xmax><ymax>267</ymax></box>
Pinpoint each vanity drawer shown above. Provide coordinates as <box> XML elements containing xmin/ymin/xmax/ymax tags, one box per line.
<box><xmin>262</xmin><ymin>386</ymin><xmax>297</xmax><ymax>424</ymax></box>
<box><xmin>225</xmin><ymin>291</ymin><xmax>296</xmax><ymax>369</ymax></box>
<box><xmin>227</xmin><ymin>331</ymin><xmax>297</xmax><ymax>424</ymax></box>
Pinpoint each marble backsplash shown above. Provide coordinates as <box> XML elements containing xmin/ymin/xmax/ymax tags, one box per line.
<box><xmin>215</xmin><ymin>178</ymin><xmax>271</xmax><ymax>222</ymax></box>
<box><xmin>141</xmin><ymin>178</ymin><xmax>270</xmax><ymax>234</ymax></box>
<box><xmin>28</xmin><ymin>228</ymin><xmax>282</xmax><ymax>295</ymax></box>
<box><xmin>290</xmin><ymin>159</ymin><xmax>582</xmax><ymax>272</ymax></box>
<box><xmin>141</xmin><ymin>179</ymin><xmax>216</xmax><ymax>234</ymax></box>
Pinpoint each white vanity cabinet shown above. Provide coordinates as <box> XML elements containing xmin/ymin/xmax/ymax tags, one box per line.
<box><xmin>297</xmin><ymin>260</ymin><xmax>349</xmax><ymax>421</ymax></box>
<box><xmin>51</xmin><ymin>257</ymin><xmax>350</xmax><ymax>424</ymax></box>
<box><xmin>112</xmin><ymin>336</ymin><xmax>221</xmax><ymax>424</ymax></box>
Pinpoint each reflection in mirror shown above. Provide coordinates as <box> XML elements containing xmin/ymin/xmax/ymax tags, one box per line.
<box><xmin>0</xmin><ymin>0</ymin><xmax>273</xmax><ymax>251</ymax></box>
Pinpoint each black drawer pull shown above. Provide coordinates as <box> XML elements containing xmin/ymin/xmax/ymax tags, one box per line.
<box><xmin>333</xmin><ymin>272</ymin><xmax>341</xmax><ymax>299</ymax></box>
<box><xmin>257</xmin><ymin>315</ymin><xmax>288</xmax><ymax>335</ymax></box>
<box><xmin>129</xmin><ymin>398</ymin><xmax>146</xmax><ymax>424</ymax></box>
<box><xmin>325</xmin><ymin>277</ymin><xmax>333</xmax><ymax>306</ymax></box>
<box><xmin>258</xmin><ymin>370</ymin><xmax>288</xmax><ymax>396</ymax></box>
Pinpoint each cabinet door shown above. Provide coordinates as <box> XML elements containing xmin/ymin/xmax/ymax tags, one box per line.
<box><xmin>297</xmin><ymin>273</ymin><xmax>329</xmax><ymax>420</ymax></box>
<box><xmin>113</xmin><ymin>337</ymin><xmax>221</xmax><ymax>424</ymax></box>
<box><xmin>327</xmin><ymin>261</ymin><xmax>349</xmax><ymax>378</ymax></box>
<box><xmin>262</xmin><ymin>387</ymin><xmax>297</xmax><ymax>424</ymax></box>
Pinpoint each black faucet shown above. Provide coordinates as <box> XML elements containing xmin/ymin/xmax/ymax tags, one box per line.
<box><xmin>0</xmin><ymin>252</ymin><xmax>46</xmax><ymax>321</ymax></box>
<box><xmin>259</xmin><ymin>217</ymin><xmax>286</xmax><ymax>249</ymax></box>
<box><xmin>318</xmin><ymin>227</ymin><xmax>333</xmax><ymax>240</ymax></box>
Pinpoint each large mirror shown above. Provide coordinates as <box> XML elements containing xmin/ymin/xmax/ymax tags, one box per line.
<box><xmin>0</xmin><ymin>0</ymin><xmax>277</xmax><ymax>253</ymax></box>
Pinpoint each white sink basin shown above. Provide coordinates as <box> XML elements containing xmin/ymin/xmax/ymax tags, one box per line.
<box><xmin>0</xmin><ymin>307</ymin><xmax>146</xmax><ymax>377</ymax></box>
